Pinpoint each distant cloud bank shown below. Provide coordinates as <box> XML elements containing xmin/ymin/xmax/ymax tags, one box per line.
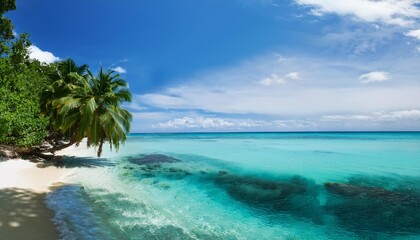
<box><xmin>323</xmin><ymin>109</ymin><xmax>420</xmax><ymax>122</ymax></box>
<box><xmin>154</xmin><ymin>117</ymin><xmax>316</xmax><ymax>130</ymax></box>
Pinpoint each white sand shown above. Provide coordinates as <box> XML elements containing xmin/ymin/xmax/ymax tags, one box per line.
<box><xmin>0</xmin><ymin>159</ymin><xmax>72</xmax><ymax>192</ymax></box>
<box><xmin>56</xmin><ymin>140</ymin><xmax>101</xmax><ymax>158</ymax></box>
<box><xmin>0</xmin><ymin>159</ymin><xmax>75</xmax><ymax>239</ymax></box>
<box><xmin>0</xmin><ymin>143</ymin><xmax>108</xmax><ymax>239</ymax></box>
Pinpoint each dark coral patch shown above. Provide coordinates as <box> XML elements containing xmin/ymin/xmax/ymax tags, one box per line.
<box><xmin>325</xmin><ymin>182</ymin><xmax>420</xmax><ymax>235</ymax></box>
<box><xmin>128</xmin><ymin>154</ymin><xmax>180</xmax><ymax>165</ymax></box>
<box><xmin>215</xmin><ymin>174</ymin><xmax>323</xmax><ymax>223</ymax></box>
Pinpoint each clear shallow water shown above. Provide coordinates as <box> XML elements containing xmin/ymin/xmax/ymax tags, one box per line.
<box><xmin>47</xmin><ymin>132</ymin><xmax>420</xmax><ymax>240</ymax></box>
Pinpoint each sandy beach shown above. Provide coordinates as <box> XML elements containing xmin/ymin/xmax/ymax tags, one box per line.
<box><xmin>0</xmin><ymin>159</ymin><xmax>72</xmax><ymax>239</ymax></box>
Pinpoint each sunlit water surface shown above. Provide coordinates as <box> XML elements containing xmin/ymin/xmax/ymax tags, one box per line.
<box><xmin>46</xmin><ymin>132</ymin><xmax>420</xmax><ymax>240</ymax></box>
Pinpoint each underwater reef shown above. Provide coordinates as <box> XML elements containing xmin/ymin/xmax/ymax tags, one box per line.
<box><xmin>124</xmin><ymin>154</ymin><xmax>420</xmax><ymax>237</ymax></box>
<box><xmin>324</xmin><ymin>180</ymin><xmax>420</xmax><ymax>236</ymax></box>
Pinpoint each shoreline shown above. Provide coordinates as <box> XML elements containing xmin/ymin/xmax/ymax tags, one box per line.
<box><xmin>0</xmin><ymin>158</ymin><xmax>73</xmax><ymax>239</ymax></box>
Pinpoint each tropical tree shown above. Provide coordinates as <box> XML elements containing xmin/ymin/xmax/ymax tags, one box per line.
<box><xmin>0</xmin><ymin>0</ymin><xmax>16</xmax><ymax>55</ymax></box>
<box><xmin>41</xmin><ymin>59</ymin><xmax>89</xmax><ymax>138</ymax></box>
<box><xmin>50</xmin><ymin>66</ymin><xmax>132</xmax><ymax>157</ymax></box>
<box><xmin>0</xmin><ymin>0</ymin><xmax>133</xmax><ymax>159</ymax></box>
<box><xmin>0</xmin><ymin>58</ymin><xmax>50</xmax><ymax>147</ymax></box>
<box><xmin>0</xmin><ymin>0</ymin><xmax>52</xmax><ymax>148</ymax></box>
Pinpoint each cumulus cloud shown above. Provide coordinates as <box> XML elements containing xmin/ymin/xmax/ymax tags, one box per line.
<box><xmin>359</xmin><ymin>71</ymin><xmax>390</xmax><ymax>83</ymax></box>
<box><xmin>28</xmin><ymin>45</ymin><xmax>60</xmax><ymax>64</ymax></box>
<box><xmin>323</xmin><ymin>109</ymin><xmax>420</xmax><ymax>122</ymax></box>
<box><xmin>112</xmin><ymin>66</ymin><xmax>127</xmax><ymax>74</ymax></box>
<box><xmin>155</xmin><ymin>117</ymin><xmax>316</xmax><ymax>130</ymax></box>
<box><xmin>294</xmin><ymin>0</ymin><xmax>420</xmax><ymax>26</ymax></box>
<box><xmin>258</xmin><ymin>72</ymin><xmax>300</xmax><ymax>86</ymax></box>
<box><xmin>285</xmin><ymin>72</ymin><xmax>300</xmax><ymax>80</ymax></box>
<box><xmin>156</xmin><ymin>117</ymin><xmax>234</xmax><ymax>129</ymax></box>
<box><xmin>405</xmin><ymin>29</ymin><xmax>420</xmax><ymax>40</ymax></box>
<box><xmin>129</xmin><ymin>53</ymin><xmax>420</xmax><ymax>131</ymax></box>
<box><xmin>135</xmin><ymin>53</ymin><xmax>420</xmax><ymax>117</ymax></box>
<box><xmin>258</xmin><ymin>74</ymin><xmax>286</xmax><ymax>86</ymax></box>
<box><xmin>140</xmin><ymin>86</ymin><xmax>420</xmax><ymax>116</ymax></box>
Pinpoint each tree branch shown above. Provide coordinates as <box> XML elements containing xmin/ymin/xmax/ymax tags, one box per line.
<box><xmin>46</xmin><ymin>141</ymin><xmax>75</xmax><ymax>153</ymax></box>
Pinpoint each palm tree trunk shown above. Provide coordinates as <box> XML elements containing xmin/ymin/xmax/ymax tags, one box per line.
<box><xmin>47</xmin><ymin>141</ymin><xmax>76</xmax><ymax>153</ymax></box>
<box><xmin>28</xmin><ymin>150</ymin><xmax>57</xmax><ymax>160</ymax></box>
<box><xmin>97</xmin><ymin>139</ymin><xmax>104</xmax><ymax>157</ymax></box>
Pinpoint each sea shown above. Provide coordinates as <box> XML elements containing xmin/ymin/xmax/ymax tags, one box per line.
<box><xmin>45</xmin><ymin>132</ymin><xmax>420</xmax><ymax>240</ymax></box>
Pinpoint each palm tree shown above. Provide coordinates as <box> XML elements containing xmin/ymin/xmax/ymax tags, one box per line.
<box><xmin>54</xmin><ymin>66</ymin><xmax>132</xmax><ymax>157</ymax></box>
<box><xmin>41</xmin><ymin>58</ymin><xmax>89</xmax><ymax>114</ymax></box>
<box><xmin>40</xmin><ymin>59</ymin><xmax>90</xmax><ymax>148</ymax></box>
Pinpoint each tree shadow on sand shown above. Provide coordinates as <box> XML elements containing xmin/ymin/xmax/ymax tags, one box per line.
<box><xmin>37</xmin><ymin>156</ymin><xmax>115</xmax><ymax>169</ymax></box>
<box><xmin>0</xmin><ymin>188</ymin><xmax>58</xmax><ymax>240</ymax></box>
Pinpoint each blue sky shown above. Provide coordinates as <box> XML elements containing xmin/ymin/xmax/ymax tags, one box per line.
<box><xmin>8</xmin><ymin>0</ymin><xmax>420</xmax><ymax>132</ymax></box>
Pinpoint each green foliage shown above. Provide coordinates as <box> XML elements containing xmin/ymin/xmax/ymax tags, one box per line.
<box><xmin>41</xmin><ymin>59</ymin><xmax>88</xmax><ymax>109</ymax></box>
<box><xmin>0</xmin><ymin>0</ymin><xmax>54</xmax><ymax>147</ymax></box>
<box><xmin>0</xmin><ymin>0</ymin><xmax>133</xmax><ymax>154</ymax></box>
<box><xmin>0</xmin><ymin>0</ymin><xmax>16</xmax><ymax>55</ymax></box>
<box><xmin>0</xmin><ymin>58</ymin><xmax>51</xmax><ymax>146</ymax></box>
<box><xmin>0</xmin><ymin>0</ymin><xmax>16</xmax><ymax>14</ymax></box>
<box><xmin>46</xmin><ymin>63</ymin><xmax>132</xmax><ymax>156</ymax></box>
<box><xmin>0</xmin><ymin>90</ymin><xmax>49</xmax><ymax>146</ymax></box>
<box><xmin>10</xmin><ymin>33</ymin><xmax>31</xmax><ymax>66</ymax></box>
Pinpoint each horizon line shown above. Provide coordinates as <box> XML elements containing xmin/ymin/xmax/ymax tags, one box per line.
<box><xmin>129</xmin><ymin>130</ymin><xmax>420</xmax><ymax>134</ymax></box>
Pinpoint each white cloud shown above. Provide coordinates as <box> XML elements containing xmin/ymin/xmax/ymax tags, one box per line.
<box><xmin>285</xmin><ymin>71</ymin><xmax>300</xmax><ymax>80</ymax></box>
<box><xmin>258</xmin><ymin>74</ymin><xmax>286</xmax><ymax>86</ymax></box>
<box><xmin>359</xmin><ymin>71</ymin><xmax>390</xmax><ymax>83</ymax></box>
<box><xmin>155</xmin><ymin>117</ymin><xmax>316</xmax><ymax>130</ymax></box>
<box><xmin>135</xmin><ymin>54</ymin><xmax>420</xmax><ymax>117</ymax></box>
<box><xmin>28</xmin><ymin>45</ymin><xmax>60</xmax><ymax>64</ymax></box>
<box><xmin>258</xmin><ymin>72</ymin><xmax>300</xmax><ymax>86</ymax></box>
<box><xmin>139</xmin><ymin>86</ymin><xmax>420</xmax><ymax>116</ymax></box>
<box><xmin>323</xmin><ymin>114</ymin><xmax>373</xmax><ymax>121</ymax></box>
<box><xmin>112</xmin><ymin>66</ymin><xmax>127</xmax><ymax>74</ymax></box>
<box><xmin>405</xmin><ymin>29</ymin><xmax>420</xmax><ymax>40</ymax></box>
<box><xmin>130</xmin><ymin>53</ymin><xmax>420</xmax><ymax>131</ymax></box>
<box><xmin>294</xmin><ymin>0</ymin><xmax>420</xmax><ymax>26</ymax></box>
<box><xmin>146</xmin><ymin>109</ymin><xmax>420</xmax><ymax>131</ymax></box>
<box><xmin>323</xmin><ymin>109</ymin><xmax>420</xmax><ymax>122</ymax></box>
<box><xmin>156</xmin><ymin>117</ymin><xmax>234</xmax><ymax>129</ymax></box>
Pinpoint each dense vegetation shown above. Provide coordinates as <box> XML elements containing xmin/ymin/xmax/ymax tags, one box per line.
<box><xmin>0</xmin><ymin>0</ymin><xmax>132</xmax><ymax>158</ymax></box>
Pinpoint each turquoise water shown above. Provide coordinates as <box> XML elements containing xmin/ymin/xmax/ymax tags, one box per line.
<box><xmin>47</xmin><ymin>132</ymin><xmax>420</xmax><ymax>240</ymax></box>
